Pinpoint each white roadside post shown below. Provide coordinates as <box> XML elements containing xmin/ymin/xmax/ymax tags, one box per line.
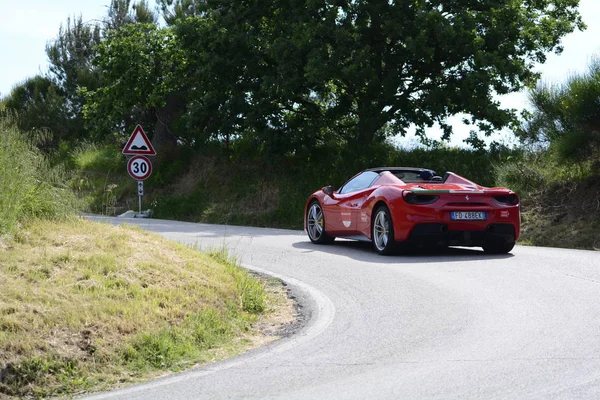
<box><xmin>122</xmin><ymin>125</ymin><xmax>156</xmax><ymax>218</ymax></box>
<box><xmin>137</xmin><ymin>181</ymin><xmax>144</xmax><ymax>215</ymax></box>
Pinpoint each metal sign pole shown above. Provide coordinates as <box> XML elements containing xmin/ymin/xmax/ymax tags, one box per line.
<box><xmin>137</xmin><ymin>181</ymin><xmax>144</xmax><ymax>216</ymax></box>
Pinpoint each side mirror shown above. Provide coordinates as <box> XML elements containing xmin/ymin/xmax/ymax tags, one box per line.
<box><xmin>322</xmin><ymin>185</ymin><xmax>335</xmax><ymax>197</ymax></box>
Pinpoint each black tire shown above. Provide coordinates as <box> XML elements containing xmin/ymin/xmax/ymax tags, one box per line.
<box><xmin>306</xmin><ymin>200</ymin><xmax>335</xmax><ymax>244</ymax></box>
<box><xmin>372</xmin><ymin>205</ymin><xmax>396</xmax><ymax>255</ymax></box>
<box><xmin>482</xmin><ymin>241</ymin><xmax>515</xmax><ymax>254</ymax></box>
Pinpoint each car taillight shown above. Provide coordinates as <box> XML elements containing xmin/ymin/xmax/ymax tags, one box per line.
<box><xmin>493</xmin><ymin>194</ymin><xmax>519</xmax><ymax>205</ymax></box>
<box><xmin>403</xmin><ymin>192</ymin><xmax>439</xmax><ymax>205</ymax></box>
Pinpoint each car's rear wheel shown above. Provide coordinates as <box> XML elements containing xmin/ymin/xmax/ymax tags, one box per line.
<box><xmin>372</xmin><ymin>205</ymin><xmax>396</xmax><ymax>255</ymax></box>
<box><xmin>307</xmin><ymin>201</ymin><xmax>334</xmax><ymax>244</ymax></box>
<box><xmin>482</xmin><ymin>241</ymin><xmax>515</xmax><ymax>254</ymax></box>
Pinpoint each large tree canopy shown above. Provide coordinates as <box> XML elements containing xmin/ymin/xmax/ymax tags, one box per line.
<box><xmin>84</xmin><ymin>0</ymin><xmax>584</xmax><ymax>157</ymax></box>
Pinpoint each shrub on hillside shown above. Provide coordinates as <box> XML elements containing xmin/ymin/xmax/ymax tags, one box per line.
<box><xmin>494</xmin><ymin>157</ymin><xmax>547</xmax><ymax>197</ymax></box>
<box><xmin>494</xmin><ymin>150</ymin><xmax>595</xmax><ymax>198</ymax></box>
<box><xmin>0</xmin><ymin>117</ymin><xmax>79</xmax><ymax>235</ymax></box>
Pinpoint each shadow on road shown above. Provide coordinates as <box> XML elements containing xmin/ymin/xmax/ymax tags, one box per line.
<box><xmin>90</xmin><ymin>216</ymin><xmax>514</xmax><ymax>264</ymax></box>
<box><xmin>292</xmin><ymin>239</ymin><xmax>514</xmax><ymax>264</ymax></box>
<box><xmin>89</xmin><ymin>216</ymin><xmax>304</xmax><ymax>238</ymax></box>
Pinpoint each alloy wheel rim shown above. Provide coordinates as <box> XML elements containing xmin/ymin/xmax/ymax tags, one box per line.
<box><xmin>307</xmin><ymin>204</ymin><xmax>324</xmax><ymax>240</ymax></box>
<box><xmin>373</xmin><ymin>210</ymin><xmax>389</xmax><ymax>251</ymax></box>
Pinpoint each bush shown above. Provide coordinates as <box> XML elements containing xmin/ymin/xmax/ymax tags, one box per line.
<box><xmin>390</xmin><ymin>144</ymin><xmax>520</xmax><ymax>188</ymax></box>
<box><xmin>68</xmin><ymin>142</ymin><xmax>128</xmax><ymax>215</ymax></box>
<box><xmin>494</xmin><ymin>156</ymin><xmax>547</xmax><ymax>197</ymax></box>
<box><xmin>494</xmin><ymin>149</ymin><xmax>596</xmax><ymax>198</ymax></box>
<box><xmin>0</xmin><ymin>117</ymin><xmax>79</xmax><ymax>235</ymax></box>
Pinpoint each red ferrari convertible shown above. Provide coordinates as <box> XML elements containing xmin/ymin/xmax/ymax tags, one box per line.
<box><xmin>305</xmin><ymin>167</ymin><xmax>520</xmax><ymax>255</ymax></box>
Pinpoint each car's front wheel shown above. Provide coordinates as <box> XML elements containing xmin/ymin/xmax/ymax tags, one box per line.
<box><xmin>372</xmin><ymin>205</ymin><xmax>396</xmax><ymax>255</ymax></box>
<box><xmin>307</xmin><ymin>201</ymin><xmax>334</xmax><ymax>244</ymax></box>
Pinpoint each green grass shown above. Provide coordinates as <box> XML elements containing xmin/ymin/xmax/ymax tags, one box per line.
<box><xmin>69</xmin><ymin>142</ymin><xmax>130</xmax><ymax>215</ymax></box>
<box><xmin>0</xmin><ymin>116</ymin><xmax>80</xmax><ymax>235</ymax></box>
<box><xmin>144</xmin><ymin>145</ymin><xmax>519</xmax><ymax>229</ymax></box>
<box><xmin>68</xmin><ymin>139</ymin><xmax>600</xmax><ymax>250</ymax></box>
<box><xmin>207</xmin><ymin>249</ymin><xmax>266</xmax><ymax>314</ymax></box>
<box><xmin>0</xmin><ymin>219</ymin><xmax>273</xmax><ymax>398</ymax></box>
<box><xmin>519</xmin><ymin>204</ymin><xmax>600</xmax><ymax>249</ymax></box>
<box><xmin>68</xmin><ymin>141</ymin><xmax>519</xmax><ymax>228</ymax></box>
<box><xmin>72</xmin><ymin>142</ymin><xmax>123</xmax><ymax>172</ymax></box>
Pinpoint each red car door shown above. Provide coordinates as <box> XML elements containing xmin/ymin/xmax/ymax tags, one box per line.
<box><xmin>322</xmin><ymin>192</ymin><xmax>355</xmax><ymax>234</ymax></box>
<box><xmin>348</xmin><ymin>187</ymin><xmax>376</xmax><ymax>236</ymax></box>
<box><xmin>323</xmin><ymin>171</ymin><xmax>380</xmax><ymax>235</ymax></box>
<box><xmin>322</xmin><ymin>189</ymin><xmax>375</xmax><ymax>235</ymax></box>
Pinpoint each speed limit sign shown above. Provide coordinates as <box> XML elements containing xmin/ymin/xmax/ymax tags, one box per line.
<box><xmin>127</xmin><ymin>155</ymin><xmax>152</xmax><ymax>181</ymax></box>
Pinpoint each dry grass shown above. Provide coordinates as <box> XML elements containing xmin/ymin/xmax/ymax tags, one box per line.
<box><xmin>170</xmin><ymin>156</ymin><xmax>223</xmax><ymax>197</ymax></box>
<box><xmin>0</xmin><ymin>219</ymin><xmax>297</xmax><ymax>398</ymax></box>
<box><xmin>519</xmin><ymin>177</ymin><xmax>600</xmax><ymax>250</ymax></box>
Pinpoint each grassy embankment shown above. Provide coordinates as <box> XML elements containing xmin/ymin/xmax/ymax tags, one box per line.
<box><xmin>71</xmin><ymin>142</ymin><xmax>516</xmax><ymax>229</ymax></box>
<box><xmin>0</xmin><ymin>220</ymin><xmax>292</xmax><ymax>398</ymax></box>
<box><xmin>495</xmin><ymin>152</ymin><xmax>600</xmax><ymax>249</ymax></box>
<box><xmin>0</xmin><ymin>118</ymin><xmax>295</xmax><ymax>397</ymax></box>
<box><xmin>0</xmin><ymin>118</ymin><xmax>78</xmax><ymax>236</ymax></box>
<box><xmin>70</xmin><ymin>140</ymin><xmax>599</xmax><ymax>250</ymax></box>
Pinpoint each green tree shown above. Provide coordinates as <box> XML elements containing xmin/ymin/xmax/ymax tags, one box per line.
<box><xmin>44</xmin><ymin>1</ymin><xmax>159</xmax><ymax>144</ymax></box>
<box><xmin>46</xmin><ymin>15</ymin><xmax>102</xmax><ymax>120</ymax></box>
<box><xmin>82</xmin><ymin>23</ymin><xmax>186</xmax><ymax>151</ymax></box>
<box><xmin>85</xmin><ymin>0</ymin><xmax>585</xmax><ymax>161</ymax></box>
<box><xmin>173</xmin><ymin>6</ymin><xmax>350</xmax><ymax>158</ymax></box>
<box><xmin>1</xmin><ymin>1</ymin><xmax>160</xmax><ymax>151</ymax></box>
<box><xmin>158</xmin><ymin>0</ymin><xmax>205</xmax><ymax>24</ymax></box>
<box><xmin>105</xmin><ymin>0</ymin><xmax>158</xmax><ymax>30</ymax></box>
<box><xmin>2</xmin><ymin>76</ymin><xmax>71</xmax><ymax>150</ymax></box>
<box><xmin>176</xmin><ymin>0</ymin><xmax>584</xmax><ymax>157</ymax></box>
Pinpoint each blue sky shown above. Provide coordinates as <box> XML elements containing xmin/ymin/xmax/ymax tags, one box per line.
<box><xmin>1</xmin><ymin>0</ymin><xmax>599</xmax><ymax>145</ymax></box>
<box><xmin>0</xmin><ymin>0</ymin><xmax>110</xmax><ymax>96</ymax></box>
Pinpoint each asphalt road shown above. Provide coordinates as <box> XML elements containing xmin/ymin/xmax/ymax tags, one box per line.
<box><xmin>87</xmin><ymin>217</ymin><xmax>600</xmax><ymax>400</ymax></box>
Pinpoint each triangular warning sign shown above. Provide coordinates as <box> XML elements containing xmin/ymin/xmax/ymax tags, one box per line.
<box><xmin>122</xmin><ymin>125</ymin><xmax>156</xmax><ymax>156</ymax></box>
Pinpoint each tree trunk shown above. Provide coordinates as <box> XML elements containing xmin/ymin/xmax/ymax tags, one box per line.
<box><xmin>151</xmin><ymin>92</ymin><xmax>184</xmax><ymax>167</ymax></box>
<box><xmin>355</xmin><ymin>101</ymin><xmax>385</xmax><ymax>148</ymax></box>
<box><xmin>349</xmin><ymin>101</ymin><xmax>388</xmax><ymax>169</ymax></box>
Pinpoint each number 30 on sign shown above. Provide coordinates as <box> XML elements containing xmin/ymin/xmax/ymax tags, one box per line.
<box><xmin>127</xmin><ymin>155</ymin><xmax>152</xmax><ymax>181</ymax></box>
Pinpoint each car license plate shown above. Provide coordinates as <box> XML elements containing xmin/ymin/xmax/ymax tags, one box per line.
<box><xmin>450</xmin><ymin>211</ymin><xmax>486</xmax><ymax>220</ymax></box>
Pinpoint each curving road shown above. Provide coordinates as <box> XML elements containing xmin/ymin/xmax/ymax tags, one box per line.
<box><xmin>87</xmin><ymin>217</ymin><xmax>600</xmax><ymax>400</ymax></box>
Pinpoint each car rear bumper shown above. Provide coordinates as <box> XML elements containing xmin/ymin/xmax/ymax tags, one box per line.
<box><xmin>389</xmin><ymin>200</ymin><xmax>521</xmax><ymax>244</ymax></box>
<box><xmin>405</xmin><ymin>223</ymin><xmax>516</xmax><ymax>247</ymax></box>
